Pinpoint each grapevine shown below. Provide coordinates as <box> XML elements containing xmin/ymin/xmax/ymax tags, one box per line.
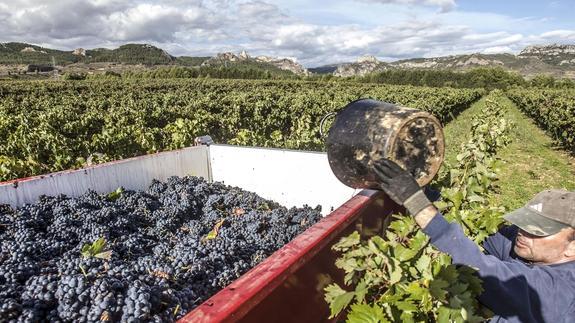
<box><xmin>0</xmin><ymin>79</ymin><xmax>483</xmax><ymax>182</ymax></box>
<box><xmin>506</xmin><ymin>88</ymin><xmax>575</xmax><ymax>153</ymax></box>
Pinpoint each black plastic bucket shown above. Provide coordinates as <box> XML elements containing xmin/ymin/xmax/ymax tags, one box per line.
<box><xmin>326</xmin><ymin>99</ymin><xmax>444</xmax><ymax>189</ymax></box>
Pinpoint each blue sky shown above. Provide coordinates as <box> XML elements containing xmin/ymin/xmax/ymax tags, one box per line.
<box><xmin>458</xmin><ymin>0</ymin><xmax>571</xmax><ymax>23</ymax></box>
<box><xmin>0</xmin><ymin>0</ymin><xmax>573</xmax><ymax>67</ymax></box>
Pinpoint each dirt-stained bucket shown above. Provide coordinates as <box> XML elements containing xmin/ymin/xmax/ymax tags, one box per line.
<box><xmin>326</xmin><ymin>99</ymin><xmax>445</xmax><ymax>189</ymax></box>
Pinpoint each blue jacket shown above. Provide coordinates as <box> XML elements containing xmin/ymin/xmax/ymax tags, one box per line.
<box><xmin>423</xmin><ymin>213</ymin><xmax>575</xmax><ymax>323</ymax></box>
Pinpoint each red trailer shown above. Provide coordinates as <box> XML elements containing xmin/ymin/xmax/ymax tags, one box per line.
<box><xmin>181</xmin><ymin>190</ymin><xmax>399</xmax><ymax>323</ymax></box>
<box><xmin>1</xmin><ymin>144</ymin><xmax>400</xmax><ymax>322</ymax></box>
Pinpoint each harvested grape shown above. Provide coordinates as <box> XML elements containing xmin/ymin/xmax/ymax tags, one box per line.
<box><xmin>0</xmin><ymin>176</ymin><xmax>321</xmax><ymax>322</ymax></box>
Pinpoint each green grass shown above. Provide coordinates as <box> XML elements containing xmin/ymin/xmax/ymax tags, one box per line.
<box><xmin>442</xmin><ymin>93</ymin><xmax>575</xmax><ymax>211</ymax></box>
<box><xmin>442</xmin><ymin>96</ymin><xmax>488</xmax><ymax>165</ymax></box>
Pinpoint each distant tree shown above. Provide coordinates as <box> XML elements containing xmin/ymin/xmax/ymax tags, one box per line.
<box><xmin>361</xmin><ymin>67</ymin><xmax>526</xmax><ymax>89</ymax></box>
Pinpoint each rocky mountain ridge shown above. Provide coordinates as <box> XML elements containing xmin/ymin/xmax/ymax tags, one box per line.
<box><xmin>333</xmin><ymin>56</ymin><xmax>389</xmax><ymax>77</ymax></box>
<box><xmin>519</xmin><ymin>44</ymin><xmax>575</xmax><ymax>56</ymax></box>
<box><xmin>518</xmin><ymin>44</ymin><xmax>575</xmax><ymax>66</ymax></box>
<box><xmin>318</xmin><ymin>44</ymin><xmax>575</xmax><ymax>79</ymax></box>
<box><xmin>201</xmin><ymin>51</ymin><xmax>309</xmax><ymax>75</ymax></box>
<box><xmin>0</xmin><ymin>42</ymin><xmax>309</xmax><ymax>76</ymax></box>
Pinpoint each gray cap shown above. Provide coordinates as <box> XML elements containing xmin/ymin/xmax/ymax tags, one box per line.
<box><xmin>504</xmin><ymin>189</ymin><xmax>575</xmax><ymax>237</ymax></box>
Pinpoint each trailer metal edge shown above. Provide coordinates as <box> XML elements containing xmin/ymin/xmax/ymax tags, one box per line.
<box><xmin>180</xmin><ymin>190</ymin><xmax>400</xmax><ymax>323</ymax></box>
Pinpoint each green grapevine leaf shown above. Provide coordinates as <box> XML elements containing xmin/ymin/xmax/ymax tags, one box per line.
<box><xmin>107</xmin><ymin>187</ymin><xmax>124</xmax><ymax>201</ymax></box>
<box><xmin>333</xmin><ymin>231</ymin><xmax>361</xmax><ymax>251</ymax></box>
<box><xmin>347</xmin><ymin>303</ymin><xmax>389</xmax><ymax>323</ymax></box>
<box><xmin>324</xmin><ymin>284</ymin><xmax>355</xmax><ymax>318</ymax></box>
<box><xmin>81</xmin><ymin>237</ymin><xmax>112</xmax><ymax>259</ymax></box>
<box><xmin>429</xmin><ymin>278</ymin><xmax>449</xmax><ymax>301</ymax></box>
<box><xmin>203</xmin><ymin>219</ymin><xmax>225</xmax><ymax>241</ymax></box>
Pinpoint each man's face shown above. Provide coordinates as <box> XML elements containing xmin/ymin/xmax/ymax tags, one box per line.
<box><xmin>514</xmin><ymin>227</ymin><xmax>575</xmax><ymax>264</ymax></box>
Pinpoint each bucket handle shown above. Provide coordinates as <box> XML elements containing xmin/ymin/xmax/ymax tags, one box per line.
<box><xmin>319</xmin><ymin>112</ymin><xmax>337</xmax><ymax>137</ymax></box>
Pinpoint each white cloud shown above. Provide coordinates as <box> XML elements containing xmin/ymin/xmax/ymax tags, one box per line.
<box><xmin>237</xmin><ymin>1</ymin><xmax>287</xmax><ymax>19</ymax></box>
<box><xmin>247</xmin><ymin>20</ymin><xmax>476</xmax><ymax>65</ymax></box>
<box><xmin>355</xmin><ymin>0</ymin><xmax>456</xmax><ymax>12</ymax></box>
<box><xmin>103</xmin><ymin>4</ymin><xmax>208</xmax><ymax>42</ymax></box>
<box><xmin>0</xmin><ymin>0</ymin><xmax>573</xmax><ymax>67</ymax></box>
<box><xmin>462</xmin><ymin>32</ymin><xmax>510</xmax><ymax>41</ymax></box>
<box><xmin>482</xmin><ymin>46</ymin><xmax>514</xmax><ymax>54</ymax></box>
<box><xmin>539</xmin><ymin>30</ymin><xmax>575</xmax><ymax>40</ymax></box>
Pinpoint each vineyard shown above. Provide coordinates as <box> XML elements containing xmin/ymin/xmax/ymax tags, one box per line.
<box><xmin>0</xmin><ymin>79</ymin><xmax>482</xmax><ymax>182</ymax></box>
<box><xmin>506</xmin><ymin>88</ymin><xmax>575</xmax><ymax>152</ymax></box>
<box><xmin>1</xmin><ymin>77</ymin><xmax>575</xmax><ymax>322</ymax></box>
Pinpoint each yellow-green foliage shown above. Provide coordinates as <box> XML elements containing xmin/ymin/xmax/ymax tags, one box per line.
<box><xmin>0</xmin><ymin>79</ymin><xmax>482</xmax><ymax>181</ymax></box>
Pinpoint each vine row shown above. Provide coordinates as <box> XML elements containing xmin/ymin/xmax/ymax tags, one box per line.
<box><xmin>0</xmin><ymin>79</ymin><xmax>482</xmax><ymax>181</ymax></box>
<box><xmin>506</xmin><ymin>88</ymin><xmax>575</xmax><ymax>152</ymax></box>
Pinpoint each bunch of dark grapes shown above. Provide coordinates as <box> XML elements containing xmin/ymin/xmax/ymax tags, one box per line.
<box><xmin>0</xmin><ymin>176</ymin><xmax>322</xmax><ymax>322</ymax></box>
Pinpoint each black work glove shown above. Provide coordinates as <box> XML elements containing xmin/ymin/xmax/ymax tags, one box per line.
<box><xmin>373</xmin><ymin>159</ymin><xmax>432</xmax><ymax>216</ymax></box>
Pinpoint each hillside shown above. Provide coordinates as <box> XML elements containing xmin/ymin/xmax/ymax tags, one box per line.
<box><xmin>519</xmin><ymin>44</ymin><xmax>575</xmax><ymax>66</ymax></box>
<box><xmin>200</xmin><ymin>51</ymin><xmax>309</xmax><ymax>76</ymax></box>
<box><xmin>0</xmin><ymin>42</ymin><xmax>80</xmax><ymax>65</ymax></box>
<box><xmin>0</xmin><ymin>43</ymin><xmax>298</xmax><ymax>77</ymax></box>
<box><xmin>2</xmin><ymin>42</ymin><xmax>575</xmax><ymax>79</ymax></box>
<box><xmin>314</xmin><ymin>44</ymin><xmax>575</xmax><ymax>79</ymax></box>
<box><xmin>0</xmin><ymin>42</ymin><xmax>205</xmax><ymax>66</ymax></box>
<box><xmin>84</xmin><ymin>44</ymin><xmax>175</xmax><ymax>64</ymax></box>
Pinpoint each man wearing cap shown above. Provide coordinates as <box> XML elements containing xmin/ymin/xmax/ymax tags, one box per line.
<box><xmin>373</xmin><ymin>159</ymin><xmax>575</xmax><ymax>323</ymax></box>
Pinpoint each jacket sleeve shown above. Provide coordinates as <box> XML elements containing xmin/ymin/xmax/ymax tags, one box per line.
<box><xmin>422</xmin><ymin>213</ymin><xmax>560</xmax><ymax>323</ymax></box>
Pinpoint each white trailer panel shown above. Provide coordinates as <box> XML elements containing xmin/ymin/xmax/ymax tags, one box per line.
<box><xmin>209</xmin><ymin>145</ymin><xmax>358</xmax><ymax>215</ymax></box>
<box><xmin>0</xmin><ymin>146</ymin><xmax>210</xmax><ymax>208</ymax></box>
<box><xmin>0</xmin><ymin>144</ymin><xmax>358</xmax><ymax>215</ymax></box>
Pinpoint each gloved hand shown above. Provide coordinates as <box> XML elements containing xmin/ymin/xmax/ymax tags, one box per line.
<box><xmin>373</xmin><ymin>159</ymin><xmax>432</xmax><ymax>216</ymax></box>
